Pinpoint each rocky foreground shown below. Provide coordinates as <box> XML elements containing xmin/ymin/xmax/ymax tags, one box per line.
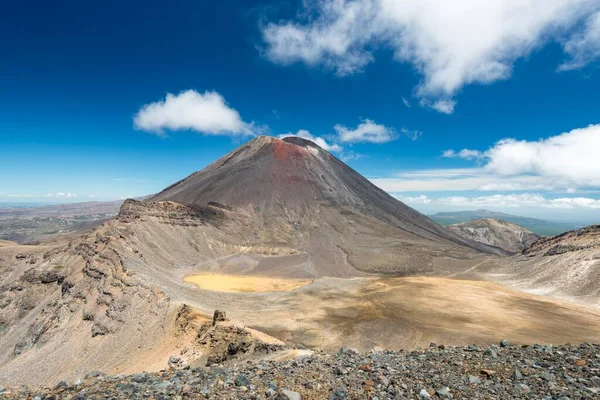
<box><xmin>1</xmin><ymin>342</ymin><xmax>599</xmax><ymax>399</ymax></box>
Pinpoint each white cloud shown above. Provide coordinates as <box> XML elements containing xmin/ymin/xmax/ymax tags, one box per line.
<box><xmin>134</xmin><ymin>90</ymin><xmax>256</xmax><ymax>136</ymax></box>
<box><xmin>262</xmin><ymin>0</ymin><xmax>600</xmax><ymax>112</ymax></box>
<box><xmin>441</xmin><ymin>148</ymin><xmax>482</xmax><ymax>160</ymax></box>
<box><xmin>483</xmin><ymin>124</ymin><xmax>600</xmax><ymax>187</ymax></box>
<box><xmin>441</xmin><ymin>150</ymin><xmax>456</xmax><ymax>158</ymax></box>
<box><xmin>55</xmin><ymin>192</ymin><xmax>77</xmax><ymax>198</ymax></box>
<box><xmin>396</xmin><ymin>193</ymin><xmax>600</xmax><ymax>209</ymax></box>
<box><xmin>279</xmin><ymin>119</ymin><xmax>403</xmax><ymax>152</ymax></box>
<box><xmin>401</xmin><ymin>97</ymin><xmax>411</xmax><ymax>108</ymax></box>
<box><xmin>279</xmin><ymin>129</ymin><xmax>342</xmax><ymax>152</ymax></box>
<box><xmin>433</xmin><ymin>124</ymin><xmax>600</xmax><ymax>191</ymax></box>
<box><xmin>428</xmin><ymin>99</ymin><xmax>456</xmax><ymax>115</ymax></box>
<box><xmin>559</xmin><ymin>10</ymin><xmax>600</xmax><ymax>71</ymax></box>
<box><xmin>334</xmin><ymin>119</ymin><xmax>395</xmax><ymax>143</ymax></box>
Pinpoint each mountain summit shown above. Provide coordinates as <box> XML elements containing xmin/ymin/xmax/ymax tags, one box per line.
<box><xmin>148</xmin><ymin>136</ymin><xmax>503</xmax><ymax>276</ymax></box>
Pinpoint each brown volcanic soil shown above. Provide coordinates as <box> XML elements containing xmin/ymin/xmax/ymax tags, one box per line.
<box><xmin>244</xmin><ymin>276</ymin><xmax>600</xmax><ymax>352</ymax></box>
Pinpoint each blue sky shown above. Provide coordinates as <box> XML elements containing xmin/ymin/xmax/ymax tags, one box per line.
<box><xmin>1</xmin><ymin>0</ymin><xmax>600</xmax><ymax>223</ymax></box>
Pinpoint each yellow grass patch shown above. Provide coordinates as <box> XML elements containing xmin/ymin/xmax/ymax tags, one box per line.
<box><xmin>184</xmin><ymin>273</ymin><xmax>311</xmax><ymax>293</ymax></box>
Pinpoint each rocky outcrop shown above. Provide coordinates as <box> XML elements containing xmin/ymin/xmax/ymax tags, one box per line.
<box><xmin>497</xmin><ymin>224</ymin><xmax>600</xmax><ymax>304</ymax></box>
<box><xmin>447</xmin><ymin>218</ymin><xmax>540</xmax><ymax>253</ymax></box>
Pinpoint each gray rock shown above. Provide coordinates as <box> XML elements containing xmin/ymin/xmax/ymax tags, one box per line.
<box><xmin>419</xmin><ymin>388</ymin><xmax>431</xmax><ymax>398</ymax></box>
<box><xmin>235</xmin><ymin>374</ymin><xmax>250</xmax><ymax>387</ymax></box>
<box><xmin>541</xmin><ymin>372</ymin><xmax>556</xmax><ymax>381</ymax></box>
<box><xmin>516</xmin><ymin>384</ymin><xmax>530</xmax><ymax>393</ymax></box>
<box><xmin>500</xmin><ymin>340</ymin><xmax>510</xmax><ymax>347</ymax></box>
<box><xmin>281</xmin><ymin>389</ymin><xmax>302</xmax><ymax>400</ymax></box>
<box><xmin>54</xmin><ymin>381</ymin><xmax>68</xmax><ymax>390</ymax></box>
<box><xmin>154</xmin><ymin>381</ymin><xmax>173</xmax><ymax>390</ymax></box>
<box><xmin>483</xmin><ymin>348</ymin><xmax>497</xmax><ymax>358</ymax></box>
<box><xmin>436</xmin><ymin>387</ymin><xmax>452</xmax><ymax>398</ymax></box>
<box><xmin>513</xmin><ymin>369</ymin><xmax>523</xmax><ymax>380</ymax></box>
<box><xmin>338</xmin><ymin>346</ymin><xmax>358</xmax><ymax>355</ymax></box>
<box><xmin>131</xmin><ymin>373</ymin><xmax>149</xmax><ymax>383</ymax></box>
<box><xmin>378</xmin><ymin>375</ymin><xmax>390</xmax><ymax>386</ymax></box>
<box><xmin>329</xmin><ymin>387</ymin><xmax>347</xmax><ymax>399</ymax></box>
<box><xmin>468</xmin><ymin>375</ymin><xmax>482</xmax><ymax>384</ymax></box>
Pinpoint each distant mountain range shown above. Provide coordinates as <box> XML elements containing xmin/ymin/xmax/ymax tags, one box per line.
<box><xmin>429</xmin><ymin>209</ymin><xmax>577</xmax><ymax>237</ymax></box>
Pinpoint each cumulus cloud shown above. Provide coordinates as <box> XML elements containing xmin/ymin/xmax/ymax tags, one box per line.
<box><xmin>396</xmin><ymin>193</ymin><xmax>600</xmax><ymax>209</ymax></box>
<box><xmin>435</xmin><ymin>124</ymin><xmax>600</xmax><ymax>190</ymax></box>
<box><xmin>262</xmin><ymin>0</ymin><xmax>600</xmax><ymax>112</ymax></box>
<box><xmin>134</xmin><ymin>90</ymin><xmax>256</xmax><ymax>136</ymax></box>
<box><xmin>334</xmin><ymin>119</ymin><xmax>395</xmax><ymax>143</ymax></box>
<box><xmin>279</xmin><ymin>129</ymin><xmax>342</xmax><ymax>152</ymax></box>
<box><xmin>483</xmin><ymin>124</ymin><xmax>600</xmax><ymax>187</ymax></box>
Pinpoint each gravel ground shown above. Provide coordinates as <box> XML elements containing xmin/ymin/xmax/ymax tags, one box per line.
<box><xmin>1</xmin><ymin>342</ymin><xmax>599</xmax><ymax>399</ymax></box>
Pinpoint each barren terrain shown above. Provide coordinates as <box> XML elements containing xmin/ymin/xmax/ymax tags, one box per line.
<box><xmin>1</xmin><ymin>137</ymin><xmax>599</xmax><ymax>390</ymax></box>
<box><xmin>447</xmin><ymin>218</ymin><xmax>540</xmax><ymax>253</ymax></box>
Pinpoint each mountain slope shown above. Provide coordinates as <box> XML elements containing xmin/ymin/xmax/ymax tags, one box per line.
<box><xmin>447</xmin><ymin>218</ymin><xmax>540</xmax><ymax>253</ymax></box>
<box><xmin>149</xmin><ymin>136</ymin><xmax>505</xmax><ymax>275</ymax></box>
<box><xmin>430</xmin><ymin>209</ymin><xmax>576</xmax><ymax>236</ymax></box>
<box><xmin>496</xmin><ymin>225</ymin><xmax>600</xmax><ymax>305</ymax></box>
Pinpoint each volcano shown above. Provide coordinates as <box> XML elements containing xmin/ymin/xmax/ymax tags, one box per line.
<box><xmin>147</xmin><ymin>136</ymin><xmax>503</xmax><ymax>277</ymax></box>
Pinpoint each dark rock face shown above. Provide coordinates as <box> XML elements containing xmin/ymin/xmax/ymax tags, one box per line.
<box><xmin>212</xmin><ymin>310</ymin><xmax>227</xmax><ymax>326</ymax></box>
<box><xmin>3</xmin><ymin>343</ymin><xmax>599</xmax><ymax>399</ymax></box>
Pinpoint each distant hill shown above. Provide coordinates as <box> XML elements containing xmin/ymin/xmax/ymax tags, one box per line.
<box><xmin>447</xmin><ymin>218</ymin><xmax>540</xmax><ymax>253</ymax></box>
<box><xmin>499</xmin><ymin>225</ymin><xmax>600</xmax><ymax>303</ymax></box>
<box><xmin>429</xmin><ymin>209</ymin><xmax>576</xmax><ymax>237</ymax></box>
